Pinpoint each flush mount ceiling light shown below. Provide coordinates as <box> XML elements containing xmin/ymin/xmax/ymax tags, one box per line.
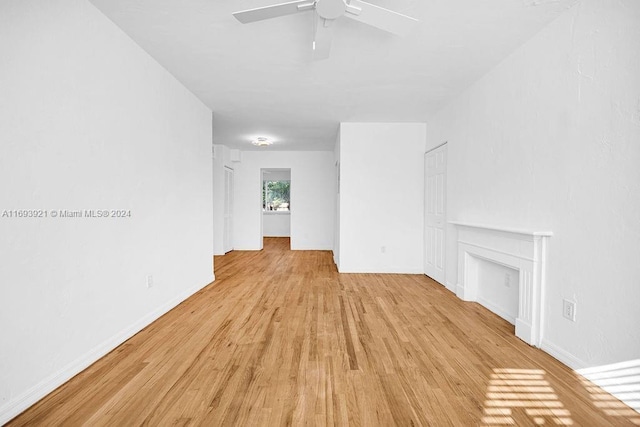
<box><xmin>251</xmin><ymin>137</ymin><xmax>273</xmax><ymax>147</ymax></box>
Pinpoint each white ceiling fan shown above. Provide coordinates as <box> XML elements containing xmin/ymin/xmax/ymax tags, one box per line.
<box><xmin>232</xmin><ymin>0</ymin><xmax>418</xmax><ymax>60</ymax></box>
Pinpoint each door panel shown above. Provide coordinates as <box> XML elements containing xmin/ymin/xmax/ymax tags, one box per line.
<box><xmin>223</xmin><ymin>167</ymin><xmax>234</xmax><ymax>253</ymax></box>
<box><xmin>424</xmin><ymin>145</ymin><xmax>447</xmax><ymax>284</ymax></box>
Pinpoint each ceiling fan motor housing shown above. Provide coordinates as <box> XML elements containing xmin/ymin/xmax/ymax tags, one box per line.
<box><xmin>316</xmin><ymin>0</ymin><xmax>347</xmax><ymax>20</ymax></box>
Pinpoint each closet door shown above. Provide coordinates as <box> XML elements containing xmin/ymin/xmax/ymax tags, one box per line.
<box><xmin>424</xmin><ymin>144</ymin><xmax>447</xmax><ymax>284</ymax></box>
<box><xmin>223</xmin><ymin>167</ymin><xmax>234</xmax><ymax>253</ymax></box>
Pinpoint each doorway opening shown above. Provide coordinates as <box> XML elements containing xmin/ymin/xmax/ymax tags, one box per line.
<box><xmin>261</xmin><ymin>168</ymin><xmax>291</xmax><ymax>249</ymax></box>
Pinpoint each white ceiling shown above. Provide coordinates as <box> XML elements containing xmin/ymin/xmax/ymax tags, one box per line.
<box><xmin>89</xmin><ymin>0</ymin><xmax>576</xmax><ymax>151</ymax></box>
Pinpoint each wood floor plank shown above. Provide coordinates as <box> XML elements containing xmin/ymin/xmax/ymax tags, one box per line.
<box><xmin>8</xmin><ymin>237</ymin><xmax>640</xmax><ymax>426</ymax></box>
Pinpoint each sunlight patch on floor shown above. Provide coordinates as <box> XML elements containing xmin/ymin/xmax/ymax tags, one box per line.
<box><xmin>576</xmin><ymin>359</ymin><xmax>640</xmax><ymax>425</ymax></box>
<box><xmin>481</xmin><ymin>368</ymin><xmax>574</xmax><ymax>426</ymax></box>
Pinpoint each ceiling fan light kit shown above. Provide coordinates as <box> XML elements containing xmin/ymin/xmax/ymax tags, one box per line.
<box><xmin>232</xmin><ymin>0</ymin><xmax>418</xmax><ymax>60</ymax></box>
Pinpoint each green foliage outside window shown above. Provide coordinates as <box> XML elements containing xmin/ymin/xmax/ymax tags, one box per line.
<box><xmin>263</xmin><ymin>180</ymin><xmax>290</xmax><ymax>211</ymax></box>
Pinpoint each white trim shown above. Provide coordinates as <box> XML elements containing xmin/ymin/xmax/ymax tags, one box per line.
<box><xmin>0</xmin><ymin>276</ymin><xmax>213</xmax><ymax>425</ymax></box>
<box><xmin>576</xmin><ymin>360</ymin><xmax>640</xmax><ymax>415</ymax></box>
<box><xmin>339</xmin><ymin>267</ymin><xmax>425</xmax><ymax>274</ymax></box>
<box><xmin>540</xmin><ymin>339</ymin><xmax>587</xmax><ymax>370</ymax></box>
<box><xmin>445</xmin><ymin>280</ymin><xmax>456</xmax><ymax>293</ymax></box>
<box><xmin>477</xmin><ymin>297</ymin><xmax>516</xmax><ymax>324</ymax></box>
<box><xmin>449</xmin><ymin>221</ymin><xmax>553</xmax><ymax>237</ymax></box>
<box><xmin>290</xmin><ymin>245</ymin><xmax>333</xmax><ymax>251</ymax></box>
<box><xmin>578</xmin><ymin>359</ymin><xmax>640</xmax><ymax>374</ymax></box>
<box><xmin>458</xmin><ymin>240</ymin><xmax>538</xmax><ymax>262</ymax></box>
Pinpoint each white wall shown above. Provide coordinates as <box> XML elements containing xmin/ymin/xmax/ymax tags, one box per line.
<box><xmin>0</xmin><ymin>0</ymin><xmax>214</xmax><ymax>422</ymax></box>
<box><xmin>263</xmin><ymin>170</ymin><xmax>291</xmax><ymax>182</ymax></box>
<box><xmin>338</xmin><ymin>123</ymin><xmax>426</xmax><ymax>273</ymax></box>
<box><xmin>233</xmin><ymin>151</ymin><xmax>334</xmax><ymax>250</ymax></box>
<box><xmin>427</xmin><ymin>0</ymin><xmax>640</xmax><ymax>369</ymax></box>
<box><xmin>263</xmin><ymin>213</ymin><xmax>291</xmax><ymax>237</ymax></box>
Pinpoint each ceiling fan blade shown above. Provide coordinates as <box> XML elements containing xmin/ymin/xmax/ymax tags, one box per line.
<box><xmin>233</xmin><ymin>0</ymin><xmax>315</xmax><ymax>24</ymax></box>
<box><xmin>345</xmin><ymin>0</ymin><xmax>418</xmax><ymax>36</ymax></box>
<box><xmin>313</xmin><ymin>15</ymin><xmax>334</xmax><ymax>60</ymax></box>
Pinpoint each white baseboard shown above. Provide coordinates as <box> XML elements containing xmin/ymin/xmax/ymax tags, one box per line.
<box><xmin>339</xmin><ymin>267</ymin><xmax>425</xmax><ymax>274</ymax></box>
<box><xmin>477</xmin><ymin>297</ymin><xmax>516</xmax><ymax>325</ymax></box>
<box><xmin>577</xmin><ymin>360</ymin><xmax>640</xmax><ymax>414</ymax></box>
<box><xmin>445</xmin><ymin>281</ymin><xmax>456</xmax><ymax>293</ymax></box>
<box><xmin>0</xmin><ymin>276</ymin><xmax>213</xmax><ymax>425</ymax></box>
<box><xmin>291</xmin><ymin>245</ymin><xmax>333</xmax><ymax>251</ymax></box>
<box><xmin>541</xmin><ymin>341</ymin><xmax>640</xmax><ymax>413</ymax></box>
<box><xmin>540</xmin><ymin>338</ymin><xmax>587</xmax><ymax>370</ymax></box>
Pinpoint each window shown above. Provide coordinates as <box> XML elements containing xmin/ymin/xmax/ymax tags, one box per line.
<box><xmin>263</xmin><ymin>180</ymin><xmax>290</xmax><ymax>211</ymax></box>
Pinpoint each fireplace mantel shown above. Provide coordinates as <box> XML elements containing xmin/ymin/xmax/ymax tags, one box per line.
<box><xmin>449</xmin><ymin>221</ymin><xmax>553</xmax><ymax>237</ymax></box>
<box><xmin>450</xmin><ymin>221</ymin><xmax>553</xmax><ymax>347</ymax></box>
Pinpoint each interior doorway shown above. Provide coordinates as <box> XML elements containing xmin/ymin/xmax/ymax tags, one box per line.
<box><xmin>261</xmin><ymin>168</ymin><xmax>291</xmax><ymax>248</ymax></box>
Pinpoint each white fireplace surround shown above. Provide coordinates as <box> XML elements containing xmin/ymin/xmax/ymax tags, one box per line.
<box><xmin>450</xmin><ymin>222</ymin><xmax>552</xmax><ymax>347</ymax></box>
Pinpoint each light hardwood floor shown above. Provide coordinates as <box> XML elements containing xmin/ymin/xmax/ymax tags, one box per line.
<box><xmin>9</xmin><ymin>238</ymin><xmax>639</xmax><ymax>426</ymax></box>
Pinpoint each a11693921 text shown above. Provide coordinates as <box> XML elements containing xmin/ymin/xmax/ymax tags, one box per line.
<box><xmin>1</xmin><ymin>209</ymin><xmax>132</xmax><ymax>219</ymax></box>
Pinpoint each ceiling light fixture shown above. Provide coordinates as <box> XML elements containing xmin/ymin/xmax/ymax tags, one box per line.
<box><xmin>251</xmin><ymin>137</ymin><xmax>273</xmax><ymax>147</ymax></box>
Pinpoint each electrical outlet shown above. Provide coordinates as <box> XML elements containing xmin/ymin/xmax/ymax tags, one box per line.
<box><xmin>381</xmin><ymin>246</ymin><xmax>386</xmax><ymax>254</ymax></box>
<box><xmin>563</xmin><ymin>299</ymin><xmax>576</xmax><ymax>321</ymax></box>
<box><xmin>504</xmin><ymin>273</ymin><xmax>511</xmax><ymax>288</ymax></box>
<box><xmin>146</xmin><ymin>275</ymin><xmax>154</xmax><ymax>288</ymax></box>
